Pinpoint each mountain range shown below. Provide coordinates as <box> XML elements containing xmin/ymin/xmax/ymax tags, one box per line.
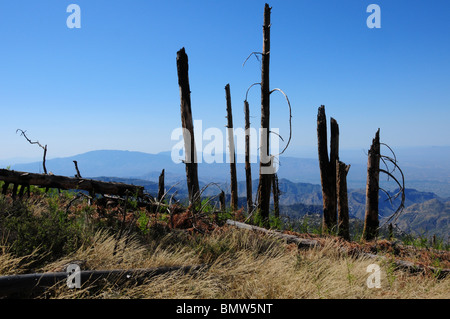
<box><xmin>3</xmin><ymin>149</ymin><xmax>449</xmax><ymax>239</ymax></box>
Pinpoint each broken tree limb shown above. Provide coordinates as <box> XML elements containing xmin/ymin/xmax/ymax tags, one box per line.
<box><xmin>16</xmin><ymin>129</ymin><xmax>48</xmax><ymax>175</ymax></box>
<box><xmin>0</xmin><ymin>169</ymin><xmax>144</xmax><ymax>198</ymax></box>
<box><xmin>226</xmin><ymin>219</ymin><xmax>319</xmax><ymax>249</ymax></box>
<box><xmin>226</xmin><ymin>219</ymin><xmax>449</xmax><ymax>279</ymax></box>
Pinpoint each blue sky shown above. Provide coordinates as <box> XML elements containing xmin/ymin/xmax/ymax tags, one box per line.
<box><xmin>0</xmin><ymin>0</ymin><xmax>449</xmax><ymax>161</ymax></box>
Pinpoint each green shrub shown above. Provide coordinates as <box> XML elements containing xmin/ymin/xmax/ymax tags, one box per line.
<box><xmin>0</xmin><ymin>194</ymin><xmax>86</xmax><ymax>264</ymax></box>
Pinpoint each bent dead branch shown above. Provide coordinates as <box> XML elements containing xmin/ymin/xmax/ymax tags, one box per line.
<box><xmin>16</xmin><ymin>129</ymin><xmax>48</xmax><ymax>175</ymax></box>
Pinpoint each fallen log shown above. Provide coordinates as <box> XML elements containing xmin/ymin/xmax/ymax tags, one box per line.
<box><xmin>0</xmin><ymin>169</ymin><xmax>144</xmax><ymax>198</ymax></box>
<box><xmin>0</xmin><ymin>264</ymin><xmax>207</xmax><ymax>297</ymax></box>
<box><xmin>226</xmin><ymin>219</ymin><xmax>319</xmax><ymax>249</ymax></box>
<box><xmin>226</xmin><ymin>219</ymin><xmax>449</xmax><ymax>279</ymax></box>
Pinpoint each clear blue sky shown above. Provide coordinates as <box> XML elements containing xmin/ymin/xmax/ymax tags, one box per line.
<box><xmin>0</xmin><ymin>0</ymin><xmax>449</xmax><ymax>161</ymax></box>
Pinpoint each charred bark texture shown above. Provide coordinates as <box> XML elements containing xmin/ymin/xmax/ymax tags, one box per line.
<box><xmin>257</xmin><ymin>3</ymin><xmax>272</xmax><ymax>223</ymax></box>
<box><xmin>337</xmin><ymin>160</ymin><xmax>350</xmax><ymax>240</ymax></box>
<box><xmin>157</xmin><ymin>169</ymin><xmax>165</xmax><ymax>202</ymax></box>
<box><xmin>317</xmin><ymin>105</ymin><xmax>339</xmax><ymax>233</ymax></box>
<box><xmin>176</xmin><ymin>48</ymin><xmax>200</xmax><ymax>206</ymax></box>
<box><xmin>362</xmin><ymin>129</ymin><xmax>381</xmax><ymax>241</ymax></box>
<box><xmin>244</xmin><ymin>100</ymin><xmax>253</xmax><ymax>214</ymax></box>
<box><xmin>225</xmin><ymin>84</ymin><xmax>238</xmax><ymax>211</ymax></box>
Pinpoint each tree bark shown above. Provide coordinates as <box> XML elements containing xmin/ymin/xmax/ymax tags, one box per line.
<box><xmin>176</xmin><ymin>48</ymin><xmax>200</xmax><ymax>206</ymax></box>
<box><xmin>272</xmin><ymin>173</ymin><xmax>280</xmax><ymax>218</ymax></box>
<box><xmin>257</xmin><ymin>3</ymin><xmax>272</xmax><ymax>223</ymax></box>
<box><xmin>0</xmin><ymin>169</ymin><xmax>144</xmax><ymax>197</ymax></box>
<box><xmin>244</xmin><ymin>100</ymin><xmax>253</xmax><ymax>214</ymax></box>
<box><xmin>225</xmin><ymin>84</ymin><xmax>238</xmax><ymax>211</ymax></box>
<box><xmin>362</xmin><ymin>129</ymin><xmax>381</xmax><ymax>241</ymax></box>
<box><xmin>219</xmin><ymin>190</ymin><xmax>226</xmax><ymax>212</ymax></box>
<box><xmin>157</xmin><ymin>169</ymin><xmax>165</xmax><ymax>202</ymax></box>
<box><xmin>337</xmin><ymin>160</ymin><xmax>350</xmax><ymax>240</ymax></box>
<box><xmin>0</xmin><ymin>265</ymin><xmax>206</xmax><ymax>297</ymax></box>
<box><xmin>317</xmin><ymin>105</ymin><xmax>339</xmax><ymax>233</ymax></box>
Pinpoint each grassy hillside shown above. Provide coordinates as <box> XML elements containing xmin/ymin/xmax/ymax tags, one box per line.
<box><xmin>0</xmin><ymin>189</ymin><xmax>449</xmax><ymax>299</ymax></box>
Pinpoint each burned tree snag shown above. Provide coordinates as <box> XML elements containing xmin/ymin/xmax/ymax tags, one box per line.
<box><xmin>317</xmin><ymin>105</ymin><xmax>339</xmax><ymax>233</ymax></box>
<box><xmin>73</xmin><ymin>160</ymin><xmax>82</xmax><ymax>178</ymax></box>
<box><xmin>362</xmin><ymin>129</ymin><xmax>381</xmax><ymax>241</ymax></box>
<box><xmin>157</xmin><ymin>169</ymin><xmax>165</xmax><ymax>202</ymax></box>
<box><xmin>244</xmin><ymin>100</ymin><xmax>253</xmax><ymax>214</ymax></box>
<box><xmin>16</xmin><ymin>129</ymin><xmax>48</xmax><ymax>175</ymax></box>
<box><xmin>337</xmin><ymin>160</ymin><xmax>351</xmax><ymax>241</ymax></box>
<box><xmin>257</xmin><ymin>3</ymin><xmax>272</xmax><ymax>223</ymax></box>
<box><xmin>225</xmin><ymin>84</ymin><xmax>238</xmax><ymax>211</ymax></box>
<box><xmin>219</xmin><ymin>190</ymin><xmax>226</xmax><ymax>213</ymax></box>
<box><xmin>272</xmin><ymin>173</ymin><xmax>280</xmax><ymax>218</ymax></box>
<box><xmin>176</xmin><ymin>47</ymin><xmax>200</xmax><ymax>206</ymax></box>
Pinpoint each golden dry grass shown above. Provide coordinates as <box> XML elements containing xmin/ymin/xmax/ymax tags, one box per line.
<box><xmin>2</xmin><ymin>226</ymin><xmax>445</xmax><ymax>299</ymax></box>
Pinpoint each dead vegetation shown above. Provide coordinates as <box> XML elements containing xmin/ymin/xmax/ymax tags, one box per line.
<box><xmin>0</xmin><ymin>189</ymin><xmax>448</xmax><ymax>299</ymax></box>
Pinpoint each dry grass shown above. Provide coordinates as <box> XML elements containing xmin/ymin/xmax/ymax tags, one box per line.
<box><xmin>2</xmin><ymin>226</ymin><xmax>446</xmax><ymax>299</ymax></box>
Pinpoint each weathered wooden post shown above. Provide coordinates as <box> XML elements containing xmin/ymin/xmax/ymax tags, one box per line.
<box><xmin>362</xmin><ymin>129</ymin><xmax>381</xmax><ymax>241</ymax></box>
<box><xmin>317</xmin><ymin>105</ymin><xmax>339</xmax><ymax>233</ymax></box>
<box><xmin>225</xmin><ymin>84</ymin><xmax>238</xmax><ymax>211</ymax></box>
<box><xmin>337</xmin><ymin>160</ymin><xmax>350</xmax><ymax>240</ymax></box>
<box><xmin>244</xmin><ymin>100</ymin><xmax>253</xmax><ymax>214</ymax></box>
<box><xmin>257</xmin><ymin>3</ymin><xmax>272</xmax><ymax>223</ymax></box>
<box><xmin>176</xmin><ymin>47</ymin><xmax>200</xmax><ymax>206</ymax></box>
<box><xmin>157</xmin><ymin>169</ymin><xmax>165</xmax><ymax>202</ymax></box>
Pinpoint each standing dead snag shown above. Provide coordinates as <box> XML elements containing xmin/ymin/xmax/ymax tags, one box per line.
<box><xmin>257</xmin><ymin>3</ymin><xmax>272</xmax><ymax>223</ymax></box>
<box><xmin>176</xmin><ymin>47</ymin><xmax>200</xmax><ymax>207</ymax></box>
<box><xmin>157</xmin><ymin>169</ymin><xmax>165</xmax><ymax>202</ymax></box>
<box><xmin>272</xmin><ymin>173</ymin><xmax>280</xmax><ymax>218</ymax></box>
<box><xmin>244</xmin><ymin>100</ymin><xmax>253</xmax><ymax>214</ymax></box>
<box><xmin>225</xmin><ymin>84</ymin><xmax>238</xmax><ymax>211</ymax></box>
<box><xmin>362</xmin><ymin>129</ymin><xmax>381</xmax><ymax>241</ymax></box>
<box><xmin>337</xmin><ymin>160</ymin><xmax>351</xmax><ymax>240</ymax></box>
<box><xmin>317</xmin><ymin>106</ymin><xmax>339</xmax><ymax>233</ymax></box>
<box><xmin>16</xmin><ymin>129</ymin><xmax>48</xmax><ymax>175</ymax></box>
<box><xmin>73</xmin><ymin>161</ymin><xmax>82</xmax><ymax>178</ymax></box>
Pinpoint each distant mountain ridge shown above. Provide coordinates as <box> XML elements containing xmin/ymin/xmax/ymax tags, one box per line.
<box><xmin>4</xmin><ymin>149</ymin><xmax>449</xmax><ymax>238</ymax></box>
<box><xmin>7</xmin><ymin>148</ymin><xmax>450</xmax><ymax>197</ymax></box>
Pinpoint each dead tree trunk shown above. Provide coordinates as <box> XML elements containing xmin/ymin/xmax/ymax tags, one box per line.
<box><xmin>272</xmin><ymin>173</ymin><xmax>280</xmax><ymax>218</ymax></box>
<box><xmin>219</xmin><ymin>190</ymin><xmax>226</xmax><ymax>212</ymax></box>
<box><xmin>176</xmin><ymin>47</ymin><xmax>200</xmax><ymax>206</ymax></box>
<box><xmin>317</xmin><ymin>105</ymin><xmax>339</xmax><ymax>233</ymax></box>
<box><xmin>337</xmin><ymin>160</ymin><xmax>350</xmax><ymax>240</ymax></box>
<box><xmin>157</xmin><ymin>169</ymin><xmax>165</xmax><ymax>202</ymax></box>
<box><xmin>0</xmin><ymin>169</ymin><xmax>144</xmax><ymax>197</ymax></box>
<box><xmin>362</xmin><ymin>129</ymin><xmax>381</xmax><ymax>241</ymax></box>
<box><xmin>257</xmin><ymin>3</ymin><xmax>272</xmax><ymax>223</ymax></box>
<box><xmin>225</xmin><ymin>84</ymin><xmax>238</xmax><ymax>211</ymax></box>
<box><xmin>244</xmin><ymin>100</ymin><xmax>253</xmax><ymax>214</ymax></box>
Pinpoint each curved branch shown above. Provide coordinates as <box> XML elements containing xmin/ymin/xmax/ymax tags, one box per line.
<box><xmin>242</xmin><ymin>52</ymin><xmax>263</xmax><ymax>68</ymax></box>
<box><xmin>245</xmin><ymin>83</ymin><xmax>261</xmax><ymax>101</ymax></box>
<box><xmin>269</xmin><ymin>88</ymin><xmax>292</xmax><ymax>156</ymax></box>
